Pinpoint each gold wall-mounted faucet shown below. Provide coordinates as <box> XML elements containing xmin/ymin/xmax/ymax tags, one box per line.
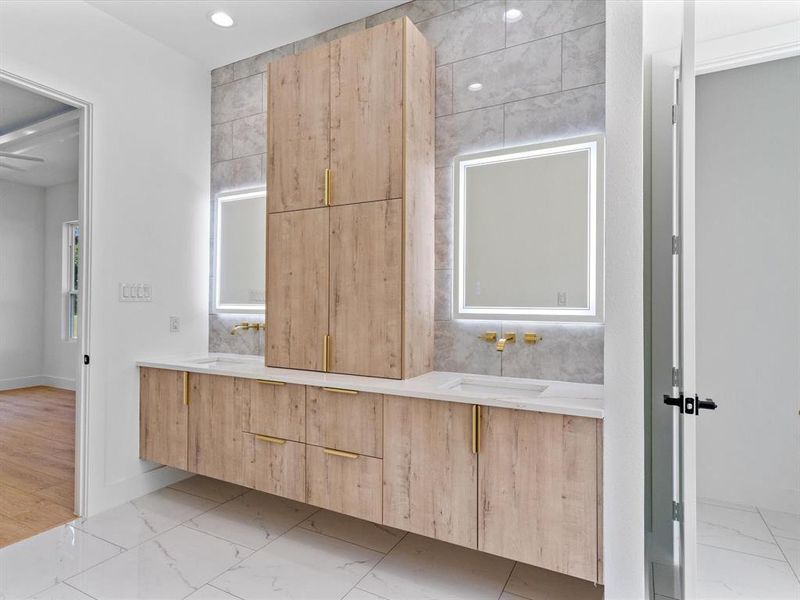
<box><xmin>230</xmin><ymin>322</ymin><xmax>265</xmax><ymax>335</ymax></box>
<box><xmin>524</xmin><ymin>332</ymin><xmax>543</xmax><ymax>344</ymax></box>
<box><xmin>496</xmin><ymin>332</ymin><xmax>516</xmax><ymax>352</ymax></box>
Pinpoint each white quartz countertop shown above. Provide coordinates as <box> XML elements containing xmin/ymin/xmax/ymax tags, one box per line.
<box><xmin>136</xmin><ymin>353</ymin><xmax>604</xmax><ymax>419</ymax></box>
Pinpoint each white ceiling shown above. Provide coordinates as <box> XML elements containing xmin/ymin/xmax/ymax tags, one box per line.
<box><xmin>0</xmin><ymin>81</ymin><xmax>79</xmax><ymax>187</ymax></box>
<box><xmin>644</xmin><ymin>0</ymin><xmax>800</xmax><ymax>55</ymax></box>
<box><xmin>87</xmin><ymin>0</ymin><xmax>407</xmax><ymax>69</ymax></box>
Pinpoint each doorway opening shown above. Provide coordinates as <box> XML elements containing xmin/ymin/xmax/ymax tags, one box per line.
<box><xmin>0</xmin><ymin>72</ymin><xmax>91</xmax><ymax>546</ymax></box>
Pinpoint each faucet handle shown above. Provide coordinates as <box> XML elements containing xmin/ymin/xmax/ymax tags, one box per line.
<box><xmin>478</xmin><ymin>331</ymin><xmax>497</xmax><ymax>342</ymax></box>
<box><xmin>523</xmin><ymin>332</ymin><xmax>542</xmax><ymax>344</ymax></box>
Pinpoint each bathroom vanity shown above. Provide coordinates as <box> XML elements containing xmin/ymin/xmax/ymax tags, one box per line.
<box><xmin>138</xmin><ymin>356</ymin><xmax>604</xmax><ymax>583</ymax></box>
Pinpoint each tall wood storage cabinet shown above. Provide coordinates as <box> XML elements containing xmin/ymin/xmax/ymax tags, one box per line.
<box><xmin>266</xmin><ymin>18</ymin><xmax>435</xmax><ymax>380</ymax></box>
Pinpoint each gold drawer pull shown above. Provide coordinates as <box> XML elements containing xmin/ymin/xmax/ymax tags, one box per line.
<box><xmin>255</xmin><ymin>434</ymin><xmax>286</xmax><ymax>445</ymax></box>
<box><xmin>257</xmin><ymin>379</ymin><xmax>285</xmax><ymax>386</ymax></box>
<box><xmin>324</xmin><ymin>168</ymin><xmax>331</xmax><ymax>206</ymax></box>
<box><xmin>183</xmin><ymin>372</ymin><xmax>189</xmax><ymax>406</ymax></box>
<box><xmin>323</xmin><ymin>448</ymin><xmax>358</xmax><ymax>459</ymax></box>
<box><xmin>472</xmin><ymin>405</ymin><xmax>481</xmax><ymax>454</ymax></box>
<box><xmin>322</xmin><ymin>387</ymin><xmax>358</xmax><ymax>395</ymax></box>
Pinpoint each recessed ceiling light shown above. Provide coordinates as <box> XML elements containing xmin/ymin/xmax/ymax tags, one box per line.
<box><xmin>504</xmin><ymin>8</ymin><xmax>523</xmax><ymax>23</ymax></box>
<box><xmin>467</xmin><ymin>82</ymin><xmax>483</xmax><ymax>92</ymax></box>
<box><xmin>209</xmin><ymin>11</ymin><xmax>235</xmax><ymax>28</ymax></box>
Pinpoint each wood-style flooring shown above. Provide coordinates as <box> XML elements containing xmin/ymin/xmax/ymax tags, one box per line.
<box><xmin>0</xmin><ymin>386</ymin><xmax>76</xmax><ymax>547</ymax></box>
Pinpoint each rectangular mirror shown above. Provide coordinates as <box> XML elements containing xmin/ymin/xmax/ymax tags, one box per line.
<box><xmin>454</xmin><ymin>134</ymin><xmax>604</xmax><ymax>321</ymax></box>
<box><xmin>214</xmin><ymin>188</ymin><xmax>266</xmax><ymax>313</ymax></box>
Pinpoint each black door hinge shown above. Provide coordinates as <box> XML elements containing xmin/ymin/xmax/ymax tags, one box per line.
<box><xmin>83</xmin><ymin>355</ymin><xmax>90</xmax><ymax>365</ymax></box>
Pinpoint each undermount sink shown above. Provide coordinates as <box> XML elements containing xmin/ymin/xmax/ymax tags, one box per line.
<box><xmin>189</xmin><ymin>356</ymin><xmax>261</xmax><ymax>368</ymax></box>
<box><xmin>443</xmin><ymin>377</ymin><xmax>548</xmax><ymax>399</ymax></box>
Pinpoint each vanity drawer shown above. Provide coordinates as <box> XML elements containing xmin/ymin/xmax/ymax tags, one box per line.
<box><xmin>306</xmin><ymin>444</ymin><xmax>382</xmax><ymax>522</ymax></box>
<box><xmin>245</xmin><ymin>379</ymin><xmax>306</xmax><ymax>442</ymax></box>
<box><xmin>243</xmin><ymin>433</ymin><xmax>306</xmax><ymax>503</ymax></box>
<box><xmin>306</xmin><ymin>386</ymin><xmax>382</xmax><ymax>457</ymax></box>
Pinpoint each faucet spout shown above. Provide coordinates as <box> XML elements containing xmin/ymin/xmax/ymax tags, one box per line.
<box><xmin>495</xmin><ymin>332</ymin><xmax>516</xmax><ymax>352</ymax></box>
<box><xmin>230</xmin><ymin>322</ymin><xmax>265</xmax><ymax>335</ymax></box>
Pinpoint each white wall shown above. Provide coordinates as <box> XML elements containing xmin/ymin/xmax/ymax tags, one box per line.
<box><xmin>42</xmin><ymin>181</ymin><xmax>79</xmax><ymax>390</ymax></box>
<box><xmin>696</xmin><ymin>57</ymin><xmax>800</xmax><ymax>514</ymax></box>
<box><xmin>0</xmin><ymin>180</ymin><xmax>45</xmax><ymax>390</ymax></box>
<box><xmin>604</xmin><ymin>1</ymin><xmax>646</xmax><ymax>598</ymax></box>
<box><xmin>0</xmin><ymin>0</ymin><xmax>210</xmax><ymax>515</ymax></box>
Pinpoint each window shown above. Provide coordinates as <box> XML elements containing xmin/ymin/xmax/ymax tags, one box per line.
<box><xmin>64</xmin><ymin>221</ymin><xmax>79</xmax><ymax>340</ymax></box>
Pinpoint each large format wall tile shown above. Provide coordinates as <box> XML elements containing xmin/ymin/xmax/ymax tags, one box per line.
<box><xmin>506</xmin><ymin>0</ymin><xmax>605</xmax><ymax>47</ymax></box>
<box><xmin>232</xmin><ymin>114</ymin><xmax>267</xmax><ymax>158</ymax></box>
<box><xmin>563</xmin><ymin>23</ymin><xmax>606</xmax><ymax>89</ymax></box>
<box><xmin>499</xmin><ymin>323</ymin><xmax>604</xmax><ymax>383</ymax></box>
<box><xmin>211</xmin><ymin>74</ymin><xmax>264</xmax><ymax>125</ymax></box>
<box><xmin>436</xmin><ymin>105</ymin><xmax>503</xmax><ymax>167</ymax></box>
<box><xmin>434</xmin><ymin>165</ymin><xmax>453</xmax><ymax>220</ymax></box>
<box><xmin>434</xmin><ymin>320</ymin><xmax>502</xmax><ymax>375</ymax></box>
<box><xmin>294</xmin><ymin>19</ymin><xmax>366</xmax><ymax>54</ymax></box>
<box><xmin>434</xmin><ymin>217</ymin><xmax>453</xmax><ymax>269</ymax></box>
<box><xmin>504</xmin><ymin>84</ymin><xmax>605</xmax><ymax>147</ymax></box>
<box><xmin>417</xmin><ymin>0</ymin><xmax>505</xmax><ymax>65</ymax></box>
<box><xmin>211</xmin><ymin>65</ymin><xmax>234</xmax><ymax>88</ymax></box>
<box><xmin>435</xmin><ymin>64</ymin><xmax>453</xmax><ymax>116</ymax></box>
<box><xmin>209</xmin><ymin>314</ymin><xmax>263</xmax><ymax>355</ymax></box>
<box><xmin>452</xmin><ymin>36</ymin><xmax>561</xmax><ymax>112</ymax></box>
<box><xmin>434</xmin><ymin>269</ymin><xmax>452</xmax><ymax>320</ymax></box>
<box><xmin>232</xmin><ymin>44</ymin><xmax>293</xmax><ymax>80</ymax></box>
<box><xmin>366</xmin><ymin>0</ymin><xmax>454</xmax><ymax>28</ymax></box>
<box><xmin>211</xmin><ymin>123</ymin><xmax>232</xmax><ymax>164</ymax></box>
<box><xmin>211</xmin><ymin>155</ymin><xmax>263</xmax><ymax>195</ymax></box>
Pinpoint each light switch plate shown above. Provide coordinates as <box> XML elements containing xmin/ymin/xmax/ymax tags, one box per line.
<box><xmin>120</xmin><ymin>282</ymin><xmax>152</xmax><ymax>302</ymax></box>
<box><xmin>169</xmin><ymin>316</ymin><xmax>180</xmax><ymax>333</ymax></box>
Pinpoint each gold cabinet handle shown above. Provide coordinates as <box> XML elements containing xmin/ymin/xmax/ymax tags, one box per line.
<box><xmin>257</xmin><ymin>379</ymin><xmax>285</xmax><ymax>386</ymax></box>
<box><xmin>255</xmin><ymin>434</ymin><xmax>286</xmax><ymax>445</ymax></box>
<box><xmin>321</xmin><ymin>387</ymin><xmax>358</xmax><ymax>395</ymax></box>
<box><xmin>472</xmin><ymin>405</ymin><xmax>481</xmax><ymax>454</ymax></box>
<box><xmin>324</xmin><ymin>168</ymin><xmax>331</xmax><ymax>206</ymax></box>
<box><xmin>323</xmin><ymin>447</ymin><xmax>358</xmax><ymax>459</ymax></box>
<box><xmin>183</xmin><ymin>372</ymin><xmax>189</xmax><ymax>406</ymax></box>
<box><xmin>323</xmin><ymin>334</ymin><xmax>330</xmax><ymax>372</ymax></box>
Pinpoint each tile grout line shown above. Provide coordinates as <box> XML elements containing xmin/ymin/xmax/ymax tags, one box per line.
<box><xmin>338</xmin><ymin>531</ymin><xmax>410</xmax><ymax>600</ymax></box>
<box><xmin>497</xmin><ymin>560</ymin><xmax>517</xmax><ymax>599</ymax></box>
<box><xmin>756</xmin><ymin>506</ymin><xmax>800</xmax><ymax>582</ymax></box>
<box><xmin>63</xmin><ymin>579</ymin><xmax>100</xmax><ymax>600</ymax></box>
<box><xmin>697</xmin><ymin>541</ymin><xmax>791</xmax><ymax>565</ymax></box>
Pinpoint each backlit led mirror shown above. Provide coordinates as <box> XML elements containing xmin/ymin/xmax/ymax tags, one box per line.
<box><xmin>454</xmin><ymin>134</ymin><xmax>604</xmax><ymax>321</ymax></box>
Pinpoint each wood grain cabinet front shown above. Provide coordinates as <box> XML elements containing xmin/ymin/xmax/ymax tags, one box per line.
<box><xmin>139</xmin><ymin>367</ymin><xmax>188</xmax><ymax>470</ymax></box>
<box><xmin>243</xmin><ymin>433</ymin><xmax>306</xmax><ymax>503</ymax></box>
<box><xmin>187</xmin><ymin>374</ymin><xmax>248</xmax><ymax>486</ymax></box>
<box><xmin>478</xmin><ymin>407</ymin><xmax>601</xmax><ymax>582</ymax></box>
<box><xmin>306</xmin><ymin>387</ymin><xmax>382</xmax><ymax>458</ymax></box>
<box><xmin>306</xmin><ymin>445</ymin><xmax>382</xmax><ymax>522</ymax></box>
<box><xmin>245</xmin><ymin>379</ymin><xmax>306</xmax><ymax>442</ymax></box>
<box><xmin>382</xmin><ymin>395</ymin><xmax>478</xmax><ymax>548</ymax></box>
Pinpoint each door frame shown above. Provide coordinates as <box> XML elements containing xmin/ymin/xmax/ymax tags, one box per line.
<box><xmin>0</xmin><ymin>69</ymin><xmax>93</xmax><ymax>518</ymax></box>
<box><xmin>648</xmin><ymin>17</ymin><xmax>800</xmax><ymax>599</ymax></box>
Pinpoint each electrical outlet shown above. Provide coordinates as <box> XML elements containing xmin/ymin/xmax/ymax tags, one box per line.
<box><xmin>557</xmin><ymin>291</ymin><xmax>567</xmax><ymax>306</ymax></box>
<box><xmin>169</xmin><ymin>316</ymin><xmax>180</xmax><ymax>333</ymax></box>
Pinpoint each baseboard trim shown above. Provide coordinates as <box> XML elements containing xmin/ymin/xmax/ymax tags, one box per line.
<box><xmin>0</xmin><ymin>375</ymin><xmax>76</xmax><ymax>392</ymax></box>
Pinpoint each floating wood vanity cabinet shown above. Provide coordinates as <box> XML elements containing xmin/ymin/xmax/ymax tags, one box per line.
<box><xmin>139</xmin><ymin>368</ymin><xmax>603</xmax><ymax>583</ymax></box>
<box><xmin>266</xmin><ymin>17</ymin><xmax>435</xmax><ymax>380</ymax></box>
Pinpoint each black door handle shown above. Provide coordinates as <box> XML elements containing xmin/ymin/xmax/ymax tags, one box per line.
<box><xmin>697</xmin><ymin>397</ymin><xmax>717</xmax><ymax>413</ymax></box>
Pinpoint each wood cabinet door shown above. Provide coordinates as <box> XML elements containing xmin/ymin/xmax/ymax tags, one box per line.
<box><xmin>243</xmin><ymin>433</ymin><xmax>306</xmax><ymax>503</ymax></box>
<box><xmin>478</xmin><ymin>408</ymin><xmax>599</xmax><ymax>582</ymax></box>
<box><xmin>188</xmin><ymin>374</ymin><xmax>247</xmax><ymax>485</ymax></box>
<box><xmin>306</xmin><ymin>445</ymin><xmax>382</xmax><ymax>522</ymax></box>
<box><xmin>140</xmin><ymin>368</ymin><xmax>188</xmax><ymax>469</ymax></box>
<box><xmin>330</xmin><ymin>19</ymin><xmax>403</xmax><ymax>205</ymax></box>
<box><xmin>245</xmin><ymin>380</ymin><xmax>306</xmax><ymax>442</ymax></box>
<box><xmin>266</xmin><ymin>207</ymin><xmax>329</xmax><ymax>370</ymax></box>
<box><xmin>267</xmin><ymin>44</ymin><xmax>330</xmax><ymax>213</ymax></box>
<box><xmin>383</xmin><ymin>395</ymin><xmax>477</xmax><ymax>548</ymax></box>
<box><xmin>329</xmin><ymin>199</ymin><xmax>402</xmax><ymax>378</ymax></box>
<box><xmin>306</xmin><ymin>387</ymin><xmax>382</xmax><ymax>457</ymax></box>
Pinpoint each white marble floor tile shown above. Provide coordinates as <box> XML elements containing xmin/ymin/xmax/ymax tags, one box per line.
<box><xmin>697</xmin><ymin>543</ymin><xmax>800</xmax><ymax>599</ymax></box>
<box><xmin>761</xmin><ymin>508</ymin><xmax>800</xmax><ymax>541</ymax></box>
<box><xmin>499</xmin><ymin>593</ymin><xmax>527</xmax><ymax>600</ymax></box>
<box><xmin>698</xmin><ymin>497</ymin><xmax>757</xmax><ymax>513</ymax></box>
<box><xmin>776</xmin><ymin>536</ymin><xmax>800</xmax><ymax>579</ymax></box>
<box><xmin>299</xmin><ymin>510</ymin><xmax>405</xmax><ymax>553</ymax></box>
<box><xmin>0</xmin><ymin>524</ymin><xmax>122</xmax><ymax>600</ymax></box>
<box><xmin>28</xmin><ymin>583</ymin><xmax>95</xmax><ymax>600</ymax></box>
<box><xmin>73</xmin><ymin>487</ymin><xmax>217</xmax><ymax>549</ymax></box>
<box><xmin>66</xmin><ymin>525</ymin><xmax>251</xmax><ymax>600</ymax></box>
<box><xmin>651</xmin><ymin>561</ymin><xmax>679</xmax><ymax>600</ymax></box>
<box><xmin>503</xmin><ymin>562</ymin><xmax>602</xmax><ymax>600</ymax></box>
<box><xmin>344</xmin><ymin>590</ymin><xmax>388</xmax><ymax>600</ymax></box>
<box><xmin>186</xmin><ymin>490</ymin><xmax>317</xmax><ymax>550</ymax></box>
<box><xmin>359</xmin><ymin>533</ymin><xmax>514</xmax><ymax>600</ymax></box>
<box><xmin>169</xmin><ymin>476</ymin><xmax>249</xmax><ymax>504</ymax></box>
<box><xmin>184</xmin><ymin>584</ymin><xmax>243</xmax><ymax>600</ymax></box>
<box><xmin>698</xmin><ymin>502</ymin><xmax>783</xmax><ymax>560</ymax></box>
<box><xmin>213</xmin><ymin>527</ymin><xmax>382</xmax><ymax>600</ymax></box>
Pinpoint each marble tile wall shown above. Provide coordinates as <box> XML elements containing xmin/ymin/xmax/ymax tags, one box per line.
<box><xmin>209</xmin><ymin>0</ymin><xmax>605</xmax><ymax>384</ymax></box>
